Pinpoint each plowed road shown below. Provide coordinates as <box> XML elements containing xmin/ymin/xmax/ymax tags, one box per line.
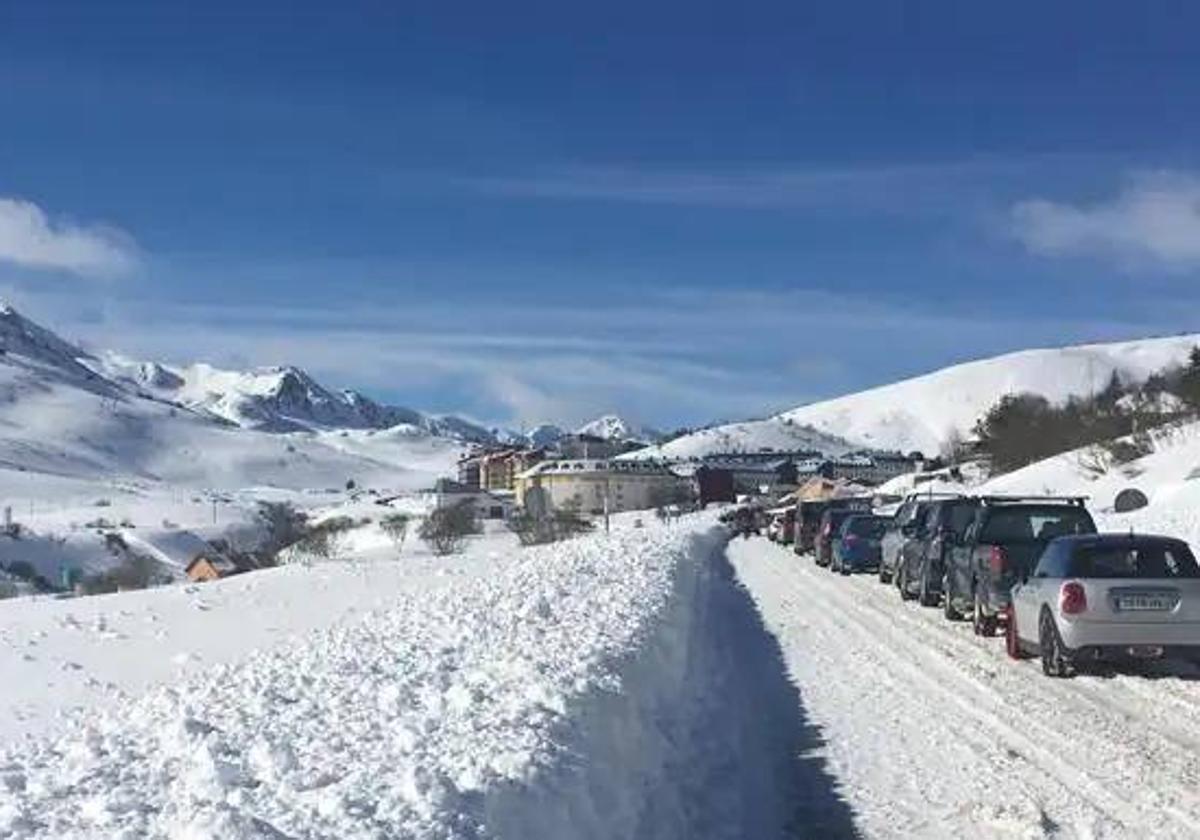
<box><xmin>729</xmin><ymin>537</ymin><xmax>1200</xmax><ymax>839</ymax></box>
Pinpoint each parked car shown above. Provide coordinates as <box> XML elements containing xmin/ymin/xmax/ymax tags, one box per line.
<box><xmin>943</xmin><ymin>496</ymin><xmax>1096</xmax><ymax>635</ymax></box>
<box><xmin>766</xmin><ymin>513</ymin><xmax>783</xmax><ymax>542</ymax></box>
<box><xmin>795</xmin><ymin>498</ymin><xmax>868</xmax><ymax>556</ymax></box>
<box><xmin>816</xmin><ymin>505</ymin><xmax>871</xmax><ymax>567</ymax></box>
<box><xmin>879</xmin><ymin>495</ymin><xmax>956</xmax><ymax>584</ymax></box>
<box><xmin>778</xmin><ymin>506</ymin><xmax>796</xmax><ymax>546</ymax></box>
<box><xmin>832</xmin><ymin>514</ymin><xmax>891</xmax><ymax>574</ymax></box>
<box><xmin>1008</xmin><ymin>533</ymin><xmax>1200</xmax><ymax>676</ymax></box>
<box><xmin>895</xmin><ymin>497</ymin><xmax>981</xmax><ymax>606</ymax></box>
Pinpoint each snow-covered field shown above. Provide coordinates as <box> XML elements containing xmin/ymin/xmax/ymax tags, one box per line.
<box><xmin>732</xmin><ymin>537</ymin><xmax>1200</xmax><ymax>840</ymax></box>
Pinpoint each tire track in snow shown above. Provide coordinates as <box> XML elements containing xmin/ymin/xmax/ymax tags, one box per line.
<box><xmin>786</xmin><ymin>555</ymin><xmax>1144</xmax><ymax>834</ymax></box>
<box><xmin>815</xmin><ymin>551</ymin><xmax>1200</xmax><ymax>830</ymax></box>
<box><xmin>730</xmin><ymin>539</ymin><xmax>1200</xmax><ymax>839</ymax></box>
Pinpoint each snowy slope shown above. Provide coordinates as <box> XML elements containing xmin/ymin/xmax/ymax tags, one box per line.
<box><xmin>978</xmin><ymin>419</ymin><xmax>1200</xmax><ymax>547</ymax></box>
<box><xmin>647</xmin><ymin>334</ymin><xmax>1200</xmax><ymax>459</ymax></box>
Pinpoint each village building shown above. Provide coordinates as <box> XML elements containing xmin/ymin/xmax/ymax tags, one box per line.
<box><xmin>185</xmin><ymin>551</ymin><xmax>251</xmax><ymax>583</ymax></box>
<box><xmin>700</xmin><ymin>457</ymin><xmax>799</xmax><ymax>495</ymax></box>
<box><xmin>514</xmin><ymin>459</ymin><xmax>683</xmax><ymax>516</ymax></box>
<box><xmin>479</xmin><ymin>448</ymin><xmax>546</xmax><ymax>491</ymax></box>
<box><xmin>554</xmin><ymin>434</ymin><xmax>638</xmax><ymax>460</ymax></box>
<box><xmin>426</xmin><ymin>478</ymin><xmax>515</xmax><ymax>520</ymax></box>
<box><xmin>456</xmin><ymin>452</ymin><xmax>483</xmax><ymax>488</ymax></box>
<box><xmin>818</xmin><ymin>451</ymin><xmax>924</xmax><ymax>486</ymax></box>
<box><xmin>689</xmin><ymin>464</ymin><xmax>737</xmax><ymax>506</ymax></box>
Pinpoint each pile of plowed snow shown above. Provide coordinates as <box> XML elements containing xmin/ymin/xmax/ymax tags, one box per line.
<box><xmin>0</xmin><ymin>518</ymin><xmax>734</xmax><ymax>839</ymax></box>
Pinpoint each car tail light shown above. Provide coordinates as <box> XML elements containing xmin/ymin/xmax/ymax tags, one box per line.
<box><xmin>844</xmin><ymin>534</ymin><xmax>858</xmax><ymax>545</ymax></box>
<box><xmin>986</xmin><ymin>545</ymin><xmax>1007</xmax><ymax>575</ymax></box>
<box><xmin>1060</xmin><ymin>581</ymin><xmax>1088</xmax><ymax>615</ymax></box>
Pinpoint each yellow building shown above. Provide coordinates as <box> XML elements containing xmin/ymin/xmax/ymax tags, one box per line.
<box><xmin>515</xmin><ymin>459</ymin><xmax>682</xmax><ymax>517</ymax></box>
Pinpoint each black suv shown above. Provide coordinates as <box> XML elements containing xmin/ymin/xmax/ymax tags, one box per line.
<box><xmin>879</xmin><ymin>494</ymin><xmax>959</xmax><ymax>584</ymax></box>
<box><xmin>943</xmin><ymin>497</ymin><xmax>1096</xmax><ymax>635</ymax></box>
<box><xmin>895</xmin><ymin>497</ymin><xmax>981</xmax><ymax>607</ymax></box>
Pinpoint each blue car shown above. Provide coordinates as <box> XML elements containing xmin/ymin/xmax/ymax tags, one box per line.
<box><xmin>832</xmin><ymin>514</ymin><xmax>891</xmax><ymax>574</ymax></box>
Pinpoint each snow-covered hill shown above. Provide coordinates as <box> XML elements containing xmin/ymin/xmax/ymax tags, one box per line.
<box><xmin>625</xmin><ymin>417</ymin><xmax>854</xmax><ymax>461</ymax></box>
<box><xmin>643</xmin><ymin>334</ymin><xmax>1200</xmax><ymax>460</ymax></box>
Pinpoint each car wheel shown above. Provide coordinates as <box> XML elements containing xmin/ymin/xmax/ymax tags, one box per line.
<box><xmin>898</xmin><ymin>566</ymin><xmax>916</xmax><ymax>601</ymax></box>
<box><xmin>943</xmin><ymin>573</ymin><xmax>963</xmax><ymax>621</ymax></box>
<box><xmin>918</xmin><ymin>566</ymin><xmax>937</xmax><ymax>607</ymax></box>
<box><xmin>878</xmin><ymin>563</ymin><xmax>891</xmax><ymax>584</ymax></box>
<box><xmin>1005</xmin><ymin>607</ymin><xmax>1031</xmax><ymax>660</ymax></box>
<box><xmin>1039</xmin><ymin>611</ymin><xmax>1074</xmax><ymax>678</ymax></box>
<box><xmin>972</xmin><ymin>587</ymin><xmax>997</xmax><ymax>637</ymax></box>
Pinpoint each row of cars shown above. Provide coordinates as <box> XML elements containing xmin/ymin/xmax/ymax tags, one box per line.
<box><xmin>765</xmin><ymin>493</ymin><xmax>1200</xmax><ymax>677</ymax></box>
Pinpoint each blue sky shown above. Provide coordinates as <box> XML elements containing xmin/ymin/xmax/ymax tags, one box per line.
<box><xmin>2</xmin><ymin>1</ymin><xmax>1200</xmax><ymax>431</ymax></box>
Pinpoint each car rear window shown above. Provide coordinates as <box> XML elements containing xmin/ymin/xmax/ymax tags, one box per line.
<box><xmin>945</xmin><ymin>504</ymin><xmax>977</xmax><ymax>538</ymax></box>
<box><xmin>847</xmin><ymin>516</ymin><xmax>887</xmax><ymax>538</ymax></box>
<box><xmin>1071</xmin><ymin>543</ymin><xmax>1200</xmax><ymax>579</ymax></box>
<box><xmin>978</xmin><ymin>506</ymin><xmax>1095</xmax><ymax>542</ymax></box>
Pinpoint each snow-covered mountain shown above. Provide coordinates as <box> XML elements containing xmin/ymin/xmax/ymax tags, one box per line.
<box><xmin>576</xmin><ymin>414</ymin><xmax>663</xmax><ymax>444</ymax></box>
<box><xmin>525</xmin><ymin>423</ymin><xmax>567</xmax><ymax>448</ymax></box>
<box><xmin>92</xmin><ymin>353</ymin><xmax>494</xmax><ymax>441</ymax></box>
<box><xmin>632</xmin><ymin>334</ymin><xmax>1200</xmax><ymax>460</ymax></box>
<box><xmin>0</xmin><ymin>304</ymin><xmax>469</xmax><ymax>491</ymax></box>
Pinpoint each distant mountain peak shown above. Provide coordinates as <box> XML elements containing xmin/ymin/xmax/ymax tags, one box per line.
<box><xmin>576</xmin><ymin>414</ymin><xmax>662</xmax><ymax>444</ymax></box>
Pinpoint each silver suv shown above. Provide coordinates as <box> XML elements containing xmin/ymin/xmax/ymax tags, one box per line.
<box><xmin>1007</xmin><ymin>533</ymin><xmax>1200</xmax><ymax>677</ymax></box>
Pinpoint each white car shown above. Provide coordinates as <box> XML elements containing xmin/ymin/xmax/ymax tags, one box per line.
<box><xmin>1007</xmin><ymin>533</ymin><xmax>1200</xmax><ymax>676</ymax></box>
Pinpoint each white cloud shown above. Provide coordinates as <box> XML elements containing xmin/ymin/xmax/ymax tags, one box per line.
<box><xmin>1012</xmin><ymin>172</ymin><xmax>1200</xmax><ymax>268</ymax></box>
<box><xmin>0</xmin><ymin>197</ymin><xmax>138</xmax><ymax>277</ymax></box>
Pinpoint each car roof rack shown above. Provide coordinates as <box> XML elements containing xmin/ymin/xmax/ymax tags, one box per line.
<box><xmin>978</xmin><ymin>495</ymin><xmax>1088</xmax><ymax>506</ymax></box>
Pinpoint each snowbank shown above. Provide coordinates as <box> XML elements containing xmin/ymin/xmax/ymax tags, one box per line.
<box><xmin>0</xmin><ymin>517</ymin><xmax>751</xmax><ymax>839</ymax></box>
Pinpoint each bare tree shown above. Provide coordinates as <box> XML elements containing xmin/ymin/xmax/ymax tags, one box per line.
<box><xmin>256</xmin><ymin>502</ymin><xmax>309</xmax><ymax>557</ymax></box>
<box><xmin>380</xmin><ymin>512</ymin><xmax>411</xmax><ymax>554</ymax></box>
<box><xmin>508</xmin><ymin>500</ymin><xmax>592</xmax><ymax>546</ymax></box>
<box><xmin>419</xmin><ymin>502</ymin><xmax>477</xmax><ymax>556</ymax></box>
<box><xmin>291</xmin><ymin>515</ymin><xmax>355</xmax><ymax>562</ymax></box>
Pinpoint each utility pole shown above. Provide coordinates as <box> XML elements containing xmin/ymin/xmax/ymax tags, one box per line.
<box><xmin>603</xmin><ymin>475</ymin><xmax>611</xmax><ymax>534</ymax></box>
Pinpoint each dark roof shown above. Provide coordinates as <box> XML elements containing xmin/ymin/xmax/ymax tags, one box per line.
<box><xmin>1052</xmin><ymin>533</ymin><xmax>1190</xmax><ymax>549</ymax></box>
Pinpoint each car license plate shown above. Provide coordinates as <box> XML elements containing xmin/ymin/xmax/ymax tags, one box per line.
<box><xmin>1117</xmin><ymin>594</ymin><xmax>1174</xmax><ymax>612</ymax></box>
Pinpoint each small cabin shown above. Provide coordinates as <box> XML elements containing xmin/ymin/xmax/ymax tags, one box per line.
<box><xmin>184</xmin><ymin>553</ymin><xmax>243</xmax><ymax>583</ymax></box>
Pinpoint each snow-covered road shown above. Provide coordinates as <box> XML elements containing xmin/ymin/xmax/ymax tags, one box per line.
<box><xmin>729</xmin><ymin>537</ymin><xmax>1200</xmax><ymax>840</ymax></box>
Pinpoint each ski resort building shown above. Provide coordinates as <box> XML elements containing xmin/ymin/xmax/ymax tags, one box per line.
<box><xmin>514</xmin><ymin>459</ymin><xmax>682</xmax><ymax>516</ymax></box>
<box><xmin>426</xmin><ymin>478</ymin><xmax>514</xmax><ymax>520</ymax></box>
